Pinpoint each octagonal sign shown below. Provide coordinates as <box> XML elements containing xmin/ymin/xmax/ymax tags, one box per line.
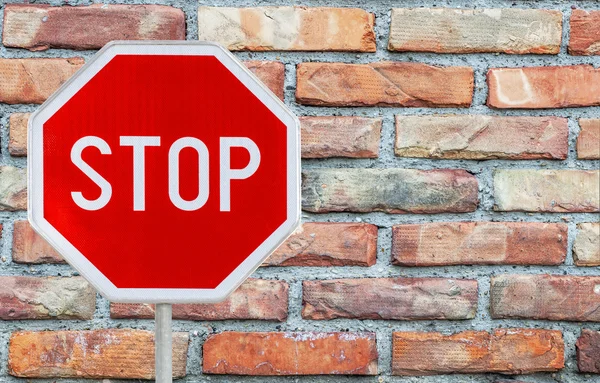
<box><xmin>28</xmin><ymin>42</ymin><xmax>300</xmax><ymax>303</ymax></box>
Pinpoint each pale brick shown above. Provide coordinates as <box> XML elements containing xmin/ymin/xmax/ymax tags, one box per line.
<box><xmin>577</xmin><ymin>329</ymin><xmax>600</xmax><ymax>373</ymax></box>
<box><xmin>203</xmin><ymin>332</ymin><xmax>377</xmax><ymax>375</ymax></box>
<box><xmin>494</xmin><ymin>169</ymin><xmax>599</xmax><ymax>212</ymax></box>
<box><xmin>389</xmin><ymin>8</ymin><xmax>562</xmax><ymax>54</ymax></box>
<box><xmin>487</xmin><ymin>65</ymin><xmax>600</xmax><ymax>108</ymax></box>
<box><xmin>573</xmin><ymin>223</ymin><xmax>600</xmax><ymax>267</ymax></box>
<box><xmin>577</xmin><ymin>119</ymin><xmax>600</xmax><ymax>159</ymax></box>
<box><xmin>569</xmin><ymin>10</ymin><xmax>600</xmax><ymax>56</ymax></box>
<box><xmin>392</xmin><ymin>222</ymin><xmax>567</xmax><ymax>266</ymax></box>
<box><xmin>8</xmin><ymin>113</ymin><xmax>29</xmax><ymax>156</ymax></box>
<box><xmin>266</xmin><ymin>222</ymin><xmax>377</xmax><ymax>266</ymax></box>
<box><xmin>0</xmin><ymin>166</ymin><xmax>27</xmax><ymax>211</ymax></box>
<box><xmin>491</xmin><ymin>274</ymin><xmax>600</xmax><ymax>321</ymax></box>
<box><xmin>244</xmin><ymin>60</ymin><xmax>284</xmax><ymax>100</ymax></box>
<box><xmin>395</xmin><ymin>115</ymin><xmax>568</xmax><ymax>160</ymax></box>
<box><xmin>301</xmin><ymin>116</ymin><xmax>381</xmax><ymax>158</ymax></box>
<box><xmin>302</xmin><ymin>168</ymin><xmax>478</xmax><ymax>213</ymax></box>
<box><xmin>296</xmin><ymin>62</ymin><xmax>474</xmax><ymax>107</ymax></box>
<box><xmin>302</xmin><ymin>278</ymin><xmax>477</xmax><ymax>320</ymax></box>
<box><xmin>392</xmin><ymin>329</ymin><xmax>564</xmax><ymax>375</ymax></box>
<box><xmin>8</xmin><ymin>329</ymin><xmax>188</xmax><ymax>379</ymax></box>
<box><xmin>198</xmin><ymin>7</ymin><xmax>375</xmax><ymax>52</ymax></box>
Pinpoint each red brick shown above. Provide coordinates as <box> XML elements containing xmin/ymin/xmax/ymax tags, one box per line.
<box><xmin>0</xmin><ymin>166</ymin><xmax>27</xmax><ymax>211</ymax></box>
<box><xmin>8</xmin><ymin>329</ymin><xmax>188</xmax><ymax>379</ymax></box>
<box><xmin>244</xmin><ymin>60</ymin><xmax>284</xmax><ymax>100</ymax></box>
<box><xmin>395</xmin><ymin>115</ymin><xmax>568</xmax><ymax>160</ymax></box>
<box><xmin>0</xmin><ymin>276</ymin><xmax>94</xmax><ymax>320</ymax></box>
<box><xmin>392</xmin><ymin>222</ymin><xmax>567</xmax><ymax>266</ymax></box>
<box><xmin>389</xmin><ymin>8</ymin><xmax>562</xmax><ymax>54</ymax></box>
<box><xmin>111</xmin><ymin>278</ymin><xmax>287</xmax><ymax>321</ymax></box>
<box><xmin>302</xmin><ymin>277</ymin><xmax>477</xmax><ymax>320</ymax></box>
<box><xmin>392</xmin><ymin>329</ymin><xmax>564</xmax><ymax>375</ymax></box>
<box><xmin>577</xmin><ymin>119</ymin><xmax>600</xmax><ymax>159</ymax></box>
<box><xmin>296</xmin><ymin>62</ymin><xmax>473</xmax><ymax>107</ymax></box>
<box><xmin>12</xmin><ymin>220</ymin><xmax>64</xmax><ymax>264</ymax></box>
<box><xmin>8</xmin><ymin>113</ymin><xmax>29</xmax><ymax>156</ymax></box>
<box><xmin>3</xmin><ymin>4</ymin><xmax>185</xmax><ymax>51</ymax></box>
<box><xmin>203</xmin><ymin>332</ymin><xmax>377</xmax><ymax>375</ymax></box>
<box><xmin>577</xmin><ymin>329</ymin><xmax>600</xmax><ymax>373</ymax></box>
<box><xmin>301</xmin><ymin>116</ymin><xmax>381</xmax><ymax>158</ymax></box>
<box><xmin>198</xmin><ymin>7</ymin><xmax>376</xmax><ymax>52</ymax></box>
<box><xmin>491</xmin><ymin>274</ymin><xmax>600</xmax><ymax>321</ymax></box>
<box><xmin>0</xmin><ymin>58</ymin><xmax>83</xmax><ymax>104</ymax></box>
<box><xmin>487</xmin><ymin>65</ymin><xmax>600</xmax><ymax>108</ymax></box>
<box><xmin>569</xmin><ymin>10</ymin><xmax>600</xmax><ymax>56</ymax></box>
<box><xmin>266</xmin><ymin>222</ymin><xmax>377</xmax><ymax>266</ymax></box>
<box><xmin>302</xmin><ymin>168</ymin><xmax>478</xmax><ymax>213</ymax></box>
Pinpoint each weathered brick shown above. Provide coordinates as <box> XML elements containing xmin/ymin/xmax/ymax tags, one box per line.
<box><xmin>302</xmin><ymin>277</ymin><xmax>477</xmax><ymax>320</ymax></box>
<box><xmin>577</xmin><ymin>329</ymin><xmax>600</xmax><ymax>373</ymax></box>
<box><xmin>0</xmin><ymin>166</ymin><xmax>27</xmax><ymax>211</ymax></box>
<box><xmin>266</xmin><ymin>222</ymin><xmax>377</xmax><ymax>266</ymax></box>
<box><xmin>8</xmin><ymin>113</ymin><xmax>29</xmax><ymax>156</ymax></box>
<box><xmin>301</xmin><ymin>116</ymin><xmax>381</xmax><ymax>158</ymax></box>
<box><xmin>203</xmin><ymin>332</ymin><xmax>377</xmax><ymax>375</ymax></box>
<box><xmin>244</xmin><ymin>61</ymin><xmax>284</xmax><ymax>100</ymax></box>
<box><xmin>574</xmin><ymin>223</ymin><xmax>600</xmax><ymax>267</ymax></box>
<box><xmin>111</xmin><ymin>279</ymin><xmax>287</xmax><ymax>321</ymax></box>
<box><xmin>302</xmin><ymin>168</ymin><xmax>478</xmax><ymax>213</ymax></box>
<box><xmin>389</xmin><ymin>8</ymin><xmax>561</xmax><ymax>54</ymax></box>
<box><xmin>0</xmin><ymin>58</ymin><xmax>83</xmax><ymax>104</ymax></box>
<box><xmin>12</xmin><ymin>220</ymin><xmax>64</xmax><ymax>264</ymax></box>
<box><xmin>296</xmin><ymin>62</ymin><xmax>474</xmax><ymax>107</ymax></box>
<box><xmin>0</xmin><ymin>276</ymin><xmax>94</xmax><ymax>320</ymax></box>
<box><xmin>395</xmin><ymin>115</ymin><xmax>568</xmax><ymax>160</ymax></box>
<box><xmin>2</xmin><ymin>4</ymin><xmax>185</xmax><ymax>51</ymax></box>
<box><xmin>577</xmin><ymin>119</ymin><xmax>600</xmax><ymax>159</ymax></box>
<box><xmin>392</xmin><ymin>329</ymin><xmax>564</xmax><ymax>375</ymax></box>
<box><xmin>8</xmin><ymin>329</ymin><xmax>188</xmax><ymax>379</ymax></box>
<box><xmin>198</xmin><ymin>6</ymin><xmax>375</xmax><ymax>52</ymax></box>
<box><xmin>491</xmin><ymin>274</ymin><xmax>600</xmax><ymax>321</ymax></box>
<box><xmin>569</xmin><ymin>10</ymin><xmax>600</xmax><ymax>56</ymax></box>
<box><xmin>487</xmin><ymin>65</ymin><xmax>600</xmax><ymax>108</ymax></box>
<box><xmin>392</xmin><ymin>222</ymin><xmax>567</xmax><ymax>266</ymax></box>
<box><xmin>493</xmin><ymin>170</ymin><xmax>600</xmax><ymax>212</ymax></box>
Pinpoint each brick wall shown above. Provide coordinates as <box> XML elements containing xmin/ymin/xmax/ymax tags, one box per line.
<box><xmin>0</xmin><ymin>0</ymin><xmax>598</xmax><ymax>382</ymax></box>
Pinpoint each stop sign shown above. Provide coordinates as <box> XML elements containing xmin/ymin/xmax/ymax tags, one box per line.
<box><xmin>28</xmin><ymin>42</ymin><xmax>300</xmax><ymax>303</ymax></box>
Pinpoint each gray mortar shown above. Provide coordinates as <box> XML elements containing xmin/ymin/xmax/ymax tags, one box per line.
<box><xmin>0</xmin><ymin>0</ymin><xmax>598</xmax><ymax>382</ymax></box>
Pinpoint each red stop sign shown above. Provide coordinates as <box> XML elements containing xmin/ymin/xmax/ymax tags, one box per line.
<box><xmin>29</xmin><ymin>42</ymin><xmax>300</xmax><ymax>303</ymax></box>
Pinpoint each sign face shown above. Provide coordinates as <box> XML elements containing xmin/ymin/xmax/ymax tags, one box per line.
<box><xmin>28</xmin><ymin>42</ymin><xmax>300</xmax><ymax>303</ymax></box>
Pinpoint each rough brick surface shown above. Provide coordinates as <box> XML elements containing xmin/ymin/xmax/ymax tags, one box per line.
<box><xmin>389</xmin><ymin>8</ymin><xmax>562</xmax><ymax>54</ymax></box>
<box><xmin>0</xmin><ymin>276</ymin><xmax>94</xmax><ymax>320</ymax></box>
<box><xmin>244</xmin><ymin>60</ymin><xmax>284</xmax><ymax>100</ymax></box>
<box><xmin>301</xmin><ymin>116</ymin><xmax>381</xmax><ymax>158</ymax></box>
<box><xmin>573</xmin><ymin>223</ymin><xmax>600</xmax><ymax>267</ymax></box>
<box><xmin>0</xmin><ymin>58</ymin><xmax>84</xmax><ymax>104</ymax></box>
<box><xmin>395</xmin><ymin>115</ymin><xmax>568</xmax><ymax>160</ymax></box>
<box><xmin>577</xmin><ymin>119</ymin><xmax>600</xmax><ymax>159</ymax></box>
<box><xmin>0</xmin><ymin>166</ymin><xmax>27</xmax><ymax>211</ymax></box>
<box><xmin>8</xmin><ymin>329</ymin><xmax>189</xmax><ymax>379</ymax></box>
<box><xmin>111</xmin><ymin>279</ymin><xmax>288</xmax><ymax>321</ymax></box>
<box><xmin>198</xmin><ymin>7</ymin><xmax>375</xmax><ymax>52</ymax></box>
<box><xmin>302</xmin><ymin>278</ymin><xmax>478</xmax><ymax>320</ymax></box>
<box><xmin>8</xmin><ymin>113</ymin><xmax>29</xmax><ymax>156</ymax></box>
<box><xmin>577</xmin><ymin>329</ymin><xmax>600</xmax><ymax>374</ymax></box>
<box><xmin>266</xmin><ymin>222</ymin><xmax>377</xmax><ymax>266</ymax></box>
<box><xmin>302</xmin><ymin>168</ymin><xmax>478</xmax><ymax>213</ymax></box>
<box><xmin>296</xmin><ymin>62</ymin><xmax>474</xmax><ymax>107</ymax></box>
<box><xmin>491</xmin><ymin>274</ymin><xmax>600</xmax><ymax>321</ymax></box>
<box><xmin>392</xmin><ymin>222</ymin><xmax>567</xmax><ymax>266</ymax></box>
<box><xmin>569</xmin><ymin>10</ymin><xmax>600</xmax><ymax>56</ymax></box>
<box><xmin>487</xmin><ymin>65</ymin><xmax>600</xmax><ymax>108</ymax></box>
<box><xmin>203</xmin><ymin>332</ymin><xmax>378</xmax><ymax>375</ymax></box>
<box><xmin>2</xmin><ymin>4</ymin><xmax>185</xmax><ymax>51</ymax></box>
<box><xmin>493</xmin><ymin>169</ymin><xmax>600</xmax><ymax>212</ymax></box>
<box><xmin>392</xmin><ymin>329</ymin><xmax>564</xmax><ymax>375</ymax></box>
<box><xmin>12</xmin><ymin>220</ymin><xmax>64</xmax><ymax>264</ymax></box>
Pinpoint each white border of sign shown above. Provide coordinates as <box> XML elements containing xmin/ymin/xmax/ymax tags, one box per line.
<box><xmin>28</xmin><ymin>41</ymin><xmax>300</xmax><ymax>303</ymax></box>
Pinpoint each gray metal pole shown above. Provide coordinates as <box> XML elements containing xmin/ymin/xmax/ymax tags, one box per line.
<box><xmin>155</xmin><ymin>303</ymin><xmax>172</xmax><ymax>383</ymax></box>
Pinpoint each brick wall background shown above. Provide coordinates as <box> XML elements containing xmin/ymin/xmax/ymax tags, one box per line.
<box><xmin>0</xmin><ymin>0</ymin><xmax>598</xmax><ymax>382</ymax></box>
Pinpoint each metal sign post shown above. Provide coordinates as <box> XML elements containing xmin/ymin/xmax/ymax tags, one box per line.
<box><xmin>155</xmin><ymin>304</ymin><xmax>172</xmax><ymax>383</ymax></box>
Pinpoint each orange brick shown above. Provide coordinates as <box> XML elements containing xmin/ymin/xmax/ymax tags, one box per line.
<box><xmin>569</xmin><ymin>10</ymin><xmax>600</xmax><ymax>55</ymax></box>
<box><xmin>244</xmin><ymin>61</ymin><xmax>284</xmax><ymax>100</ymax></box>
<box><xmin>12</xmin><ymin>220</ymin><xmax>64</xmax><ymax>264</ymax></box>
<box><xmin>577</xmin><ymin>119</ymin><xmax>600</xmax><ymax>159</ymax></box>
